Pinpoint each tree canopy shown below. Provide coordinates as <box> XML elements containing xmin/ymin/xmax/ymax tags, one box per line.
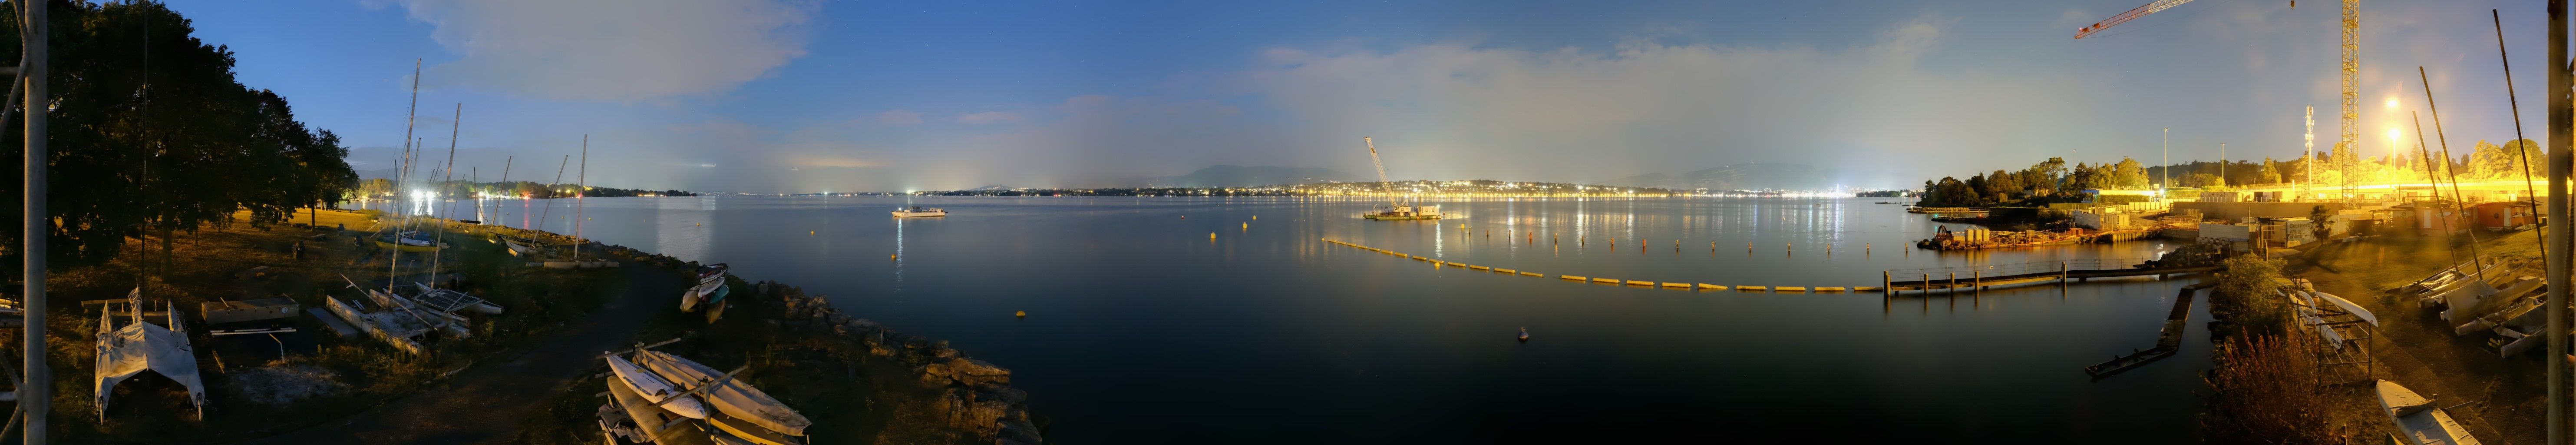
<box><xmin>0</xmin><ymin>1</ymin><xmax>355</xmax><ymax>269</ymax></box>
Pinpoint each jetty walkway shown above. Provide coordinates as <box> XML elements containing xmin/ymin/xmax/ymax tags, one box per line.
<box><xmin>1882</xmin><ymin>258</ymin><xmax>2216</xmax><ymax>295</ymax></box>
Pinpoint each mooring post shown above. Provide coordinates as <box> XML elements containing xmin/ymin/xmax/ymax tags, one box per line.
<box><xmin>1882</xmin><ymin>271</ymin><xmax>1891</xmax><ymax>298</ymax></box>
<box><xmin>23</xmin><ymin>1</ymin><xmax>49</xmax><ymax>439</ymax></box>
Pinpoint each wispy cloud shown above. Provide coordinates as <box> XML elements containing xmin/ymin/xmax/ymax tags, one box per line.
<box><xmin>874</xmin><ymin>110</ymin><xmax>925</xmax><ymax>126</ymax></box>
<box><xmin>957</xmin><ymin>111</ymin><xmax>1022</xmax><ymax>125</ymax></box>
<box><xmin>389</xmin><ymin>0</ymin><xmax>819</xmax><ymax>101</ymax></box>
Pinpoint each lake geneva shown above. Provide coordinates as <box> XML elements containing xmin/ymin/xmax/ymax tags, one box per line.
<box><xmin>397</xmin><ymin>195</ymin><xmax>2211</xmax><ymax>443</ymax></box>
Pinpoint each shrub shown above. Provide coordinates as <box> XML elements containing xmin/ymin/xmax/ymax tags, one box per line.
<box><xmin>2212</xmin><ymin>254</ymin><xmax>2289</xmax><ymax>337</ymax></box>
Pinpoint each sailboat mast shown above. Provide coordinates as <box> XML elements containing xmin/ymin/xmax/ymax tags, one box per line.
<box><xmin>430</xmin><ymin>104</ymin><xmax>460</xmax><ymax>288</ymax></box>
<box><xmin>575</xmin><ymin>136</ymin><xmax>587</xmax><ymax>259</ymax></box>
<box><xmin>389</xmin><ymin>60</ymin><xmax>423</xmax><ymax>295</ymax></box>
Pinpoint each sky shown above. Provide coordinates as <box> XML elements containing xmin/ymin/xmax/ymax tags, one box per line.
<box><xmin>160</xmin><ymin>0</ymin><xmax>2554</xmax><ymax>193</ymax></box>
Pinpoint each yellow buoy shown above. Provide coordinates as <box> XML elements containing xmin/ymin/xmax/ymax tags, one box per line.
<box><xmin>1252</xmin><ymin>216</ymin><xmax>1258</xmax><ymax>220</ymax></box>
<box><xmin>890</xmin><ymin>254</ymin><xmax>898</xmax><ymax>260</ymax></box>
<box><xmin>1015</xmin><ymin>310</ymin><xmax>1026</xmax><ymax>318</ymax></box>
<box><xmin>810</xmin><ymin>231</ymin><xmax>815</xmax><ymax>235</ymax></box>
<box><xmin>1209</xmin><ymin>232</ymin><xmax>1216</xmax><ymax>239</ymax></box>
<box><xmin>1242</xmin><ymin>222</ymin><xmax>1248</xmax><ymax>229</ymax></box>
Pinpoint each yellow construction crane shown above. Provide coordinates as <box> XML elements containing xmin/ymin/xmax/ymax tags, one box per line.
<box><xmin>2076</xmin><ymin>0</ymin><xmax>2360</xmax><ymax>201</ymax></box>
<box><xmin>1364</xmin><ymin>137</ymin><xmax>1400</xmax><ymax>209</ymax></box>
<box><xmin>1361</xmin><ymin>137</ymin><xmax>1441</xmax><ymax>220</ymax></box>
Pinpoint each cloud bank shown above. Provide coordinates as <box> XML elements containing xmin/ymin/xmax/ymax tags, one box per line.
<box><xmin>391</xmin><ymin>0</ymin><xmax>819</xmax><ymax>100</ymax></box>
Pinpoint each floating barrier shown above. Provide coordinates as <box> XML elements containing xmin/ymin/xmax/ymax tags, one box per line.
<box><xmin>1319</xmin><ymin>239</ymin><xmax>1876</xmax><ymax>294</ymax></box>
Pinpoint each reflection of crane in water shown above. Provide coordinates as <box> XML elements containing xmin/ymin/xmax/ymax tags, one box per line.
<box><xmin>1361</xmin><ymin>137</ymin><xmax>1442</xmax><ymax>221</ymax></box>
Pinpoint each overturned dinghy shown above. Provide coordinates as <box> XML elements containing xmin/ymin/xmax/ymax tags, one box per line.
<box><xmin>94</xmin><ymin>291</ymin><xmax>207</xmax><ymax>421</ymax></box>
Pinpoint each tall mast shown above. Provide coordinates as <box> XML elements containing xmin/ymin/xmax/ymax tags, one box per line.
<box><xmin>574</xmin><ymin>136</ymin><xmax>587</xmax><ymax>259</ymax></box>
<box><xmin>388</xmin><ymin>61</ymin><xmax>422</xmax><ymax>295</ymax></box>
<box><xmin>430</xmin><ymin>104</ymin><xmax>459</xmax><ymax>287</ymax></box>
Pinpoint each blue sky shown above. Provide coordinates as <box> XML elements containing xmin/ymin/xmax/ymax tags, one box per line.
<box><xmin>163</xmin><ymin>0</ymin><xmax>2551</xmax><ymax>192</ymax></box>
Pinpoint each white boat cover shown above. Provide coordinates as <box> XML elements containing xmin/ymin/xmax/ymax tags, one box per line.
<box><xmin>636</xmin><ymin>350</ymin><xmax>811</xmax><ymax>437</ymax></box>
<box><xmin>2309</xmin><ymin>291</ymin><xmax>2379</xmax><ymax>326</ymax></box>
<box><xmin>2377</xmin><ymin>380</ymin><xmax>2481</xmax><ymax>445</ymax></box>
<box><xmin>608</xmin><ymin>355</ymin><xmax>712</xmax><ymax>419</ymax></box>
<box><xmin>93</xmin><ymin>300</ymin><xmax>205</xmax><ymax>419</ymax></box>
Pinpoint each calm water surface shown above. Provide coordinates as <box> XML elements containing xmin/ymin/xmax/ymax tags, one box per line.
<box><xmin>390</xmin><ymin>196</ymin><xmax>2216</xmax><ymax>443</ymax></box>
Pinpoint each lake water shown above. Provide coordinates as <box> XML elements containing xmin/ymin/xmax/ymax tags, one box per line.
<box><xmin>377</xmin><ymin>196</ymin><xmax>2215</xmax><ymax>443</ymax></box>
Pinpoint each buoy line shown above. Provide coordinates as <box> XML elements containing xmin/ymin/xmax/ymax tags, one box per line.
<box><xmin>1320</xmin><ymin>238</ymin><xmax>1881</xmax><ymax>292</ymax></box>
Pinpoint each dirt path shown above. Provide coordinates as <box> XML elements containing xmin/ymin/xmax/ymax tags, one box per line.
<box><xmin>243</xmin><ymin>260</ymin><xmax>679</xmax><ymax>445</ymax></box>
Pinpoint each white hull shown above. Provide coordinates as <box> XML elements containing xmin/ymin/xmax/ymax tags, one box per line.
<box><xmin>891</xmin><ymin>211</ymin><xmax>947</xmax><ymax>217</ymax></box>
<box><xmin>2377</xmin><ymin>380</ymin><xmax>2480</xmax><ymax>445</ymax></box>
<box><xmin>605</xmin><ymin>355</ymin><xmax>711</xmax><ymax>419</ymax></box>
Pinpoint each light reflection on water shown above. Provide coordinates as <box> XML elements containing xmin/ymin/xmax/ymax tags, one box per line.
<box><xmin>350</xmin><ymin>195</ymin><xmax>2209</xmax><ymax>443</ymax></box>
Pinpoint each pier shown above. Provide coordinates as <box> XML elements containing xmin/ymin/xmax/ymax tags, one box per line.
<box><xmin>1880</xmin><ymin>258</ymin><xmax>2216</xmax><ymax>295</ymax></box>
<box><xmin>2083</xmin><ymin>283</ymin><xmax>2209</xmax><ymax>379</ymax></box>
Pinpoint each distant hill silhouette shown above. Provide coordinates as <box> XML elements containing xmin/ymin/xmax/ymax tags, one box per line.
<box><xmin>1143</xmin><ymin>165</ymin><xmax>1359</xmax><ymax>187</ymax></box>
<box><xmin>1602</xmin><ymin>163</ymin><xmax>1833</xmax><ymax>191</ymax></box>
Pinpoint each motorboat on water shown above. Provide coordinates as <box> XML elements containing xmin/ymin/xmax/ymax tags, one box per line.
<box><xmin>892</xmin><ymin>206</ymin><xmax>948</xmax><ymax>218</ymax></box>
<box><xmin>680</xmin><ymin>263</ymin><xmax>731</xmax><ymax>313</ymax></box>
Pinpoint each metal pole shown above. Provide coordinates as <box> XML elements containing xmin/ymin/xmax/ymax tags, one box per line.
<box><xmin>20</xmin><ymin>0</ymin><xmax>45</xmax><ymax>440</ymax></box>
<box><xmin>574</xmin><ymin>136</ymin><xmax>585</xmax><ymax>259</ymax></box>
<box><xmin>2545</xmin><ymin>1</ymin><xmax>2569</xmax><ymax>443</ymax></box>
<box><xmin>2497</xmin><ymin>10</ymin><xmax>2548</xmax><ymax>261</ymax></box>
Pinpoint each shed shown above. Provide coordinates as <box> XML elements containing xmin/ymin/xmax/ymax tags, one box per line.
<box><xmin>2472</xmin><ymin>200</ymin><xmax>2538</xmax><ymax>230</ymax></box>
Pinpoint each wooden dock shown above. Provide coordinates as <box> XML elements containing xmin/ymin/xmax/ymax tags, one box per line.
<box><xmin>1881</xmin><ymin>258</ymin><xmax>2215</xmax><ymax>294</ymax></box>
<box><xmin>2084</xmin><ymin>283</ymin><xmax>2209</xmax><ymax>379</ymax></box>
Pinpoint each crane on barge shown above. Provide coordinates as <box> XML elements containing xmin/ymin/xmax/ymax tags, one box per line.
<box><xmin>1361</xmin><ymin>137</ymin><xmax>1440</xmax><ymax>220</ymax></box>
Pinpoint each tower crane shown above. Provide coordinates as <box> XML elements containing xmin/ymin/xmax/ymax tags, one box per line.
<box><xmin>2076</xmin><ymin>0</ymin><xmax>2360</xmax><ymax>203</ymax></box>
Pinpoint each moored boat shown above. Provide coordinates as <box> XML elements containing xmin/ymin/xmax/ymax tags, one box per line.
<box><xmin>892</xmin><ymin>206</ymin><xmax>948</xmax><ymax>217</ymax></box>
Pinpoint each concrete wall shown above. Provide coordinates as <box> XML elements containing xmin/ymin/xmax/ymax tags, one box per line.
<box><xmin>2172</xmin><ymin>201</ymin><xmax>2345</xmax><ymax>222</ymax></box>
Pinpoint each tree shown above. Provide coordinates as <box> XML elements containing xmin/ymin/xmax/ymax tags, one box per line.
<box><xmin>0</xmin><ymin>2</ymin><xmax>357</xmax><ymax>269</ymax></box>
<box><xmin>2110</xmin><ymin>158</ymin><xmax>2148</xmax><ymax>189</ymax></box>
<box><xmin>1984</xmin><ymin>169</ymin><xmax>2021</xmax><ymax>202</ymax></box>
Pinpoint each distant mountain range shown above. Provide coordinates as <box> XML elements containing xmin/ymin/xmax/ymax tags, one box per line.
<box><xmin>1599</xmin><ymin>163</ymin><xmax>1834</xmax><ymax>191</ymax></box>
<box><xmin>1139</xmin><ymin>165</ymin><xmax>1360</xmax><ymax>188</ymax></box>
